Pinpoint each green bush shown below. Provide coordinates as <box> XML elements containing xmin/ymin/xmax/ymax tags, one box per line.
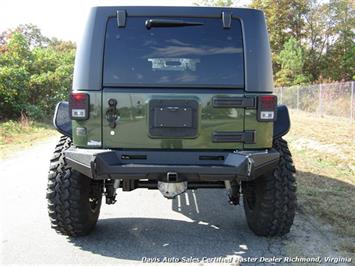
<box><xmin>0</xmin><ymin>26</ymin><xmax>75</xmax><ymax>121</ymax></box>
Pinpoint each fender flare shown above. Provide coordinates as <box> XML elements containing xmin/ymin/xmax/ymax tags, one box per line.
<box><xmin>273</xmin><ymin>105</ymin><xmax>291</xmax><ymax>139</ymax></box>
<box><xmin>53</xmin><ymin>101</ymin><xmax>72</xmax><ymax>137</ymax></box>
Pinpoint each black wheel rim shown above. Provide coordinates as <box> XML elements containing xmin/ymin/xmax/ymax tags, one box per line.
<box><xmin>246</xmin><ymin>191</ymin><xmax>256</xmax><ymax>210</ymax></box>
<box><xmin>89</xmin><ymin>181</ymin><xmax>102</xmax><ymax>213</ymax></box>
<box><xmin>244</xmin><ymin>183</ymin><xmax>256</xmax><ymax>210</ymax></box>
<box><xmin>89</xmin><ymin>197</ymin><xmax>100</xmax><ymax>213</ymax></box>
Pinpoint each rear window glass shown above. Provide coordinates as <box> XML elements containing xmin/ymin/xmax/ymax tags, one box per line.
<box><xmin>103</xmin><ymin>17</ymin><xmax>244</xmax><ymax>87</ymax></box>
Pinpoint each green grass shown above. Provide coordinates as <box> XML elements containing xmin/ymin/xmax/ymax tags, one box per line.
<box><xmin>285</xmin><ymin>110</ymin><xmax>355</xmax><ymax>253</ymax></box>
<box><xmin>0</xmin><ymin>119</ymin><xmax>57</xmax><ymax>158</ymax></box>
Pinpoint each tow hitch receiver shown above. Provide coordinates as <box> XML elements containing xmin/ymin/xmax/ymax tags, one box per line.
<box><xmin>158</xmin><ymin>172</ymin><xmax>187</xmax><ymax>199</ymax></box>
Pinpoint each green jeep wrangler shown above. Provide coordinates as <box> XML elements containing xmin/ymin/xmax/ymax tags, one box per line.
<box><xmin>47</xmin><ymin>6</ymin><xmax>296</xmax><ymax>237</ymax></box>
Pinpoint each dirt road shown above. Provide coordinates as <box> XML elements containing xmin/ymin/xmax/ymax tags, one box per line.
<box><xmin>0</xmin><ymin>137</ymin><xmax>350</xmax><ymax>265</ymax></box>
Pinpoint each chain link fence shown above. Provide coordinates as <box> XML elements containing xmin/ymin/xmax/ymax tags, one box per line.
<box><xmin>274</xmin><ymin>81</ymin><xmax>355</xmax><ymax>122</ymax></box>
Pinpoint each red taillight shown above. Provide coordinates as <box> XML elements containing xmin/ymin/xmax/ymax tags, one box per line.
<box><xmin>72</xmin><ymin>93</ymin><xmax>87</xmax><ymax>102</ymax></box>
<box><xmin>69</xmin><ymin>92</ymin><xmax>89</xmax><ymax>120</ymax></box>
<box><xmin>258</xmin><ymin>95</ymin><xmax>277</xmax><ymax>121</ymax></box>
<box><xmin>260</xmin><ymin>95</ymin><xmax>276</xmax><ymax>108</ymax></box>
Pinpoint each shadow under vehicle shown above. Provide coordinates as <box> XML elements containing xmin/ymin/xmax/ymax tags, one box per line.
<box><xmin>48</xmin><ymin>6</ymin><xmax>296</xmax><ymax>237</ymax></box>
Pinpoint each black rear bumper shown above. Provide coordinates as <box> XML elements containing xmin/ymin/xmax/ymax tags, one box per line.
<box><xmin>65</xmin><ymin>148</ymin><xmax>279</xmax><ymax>182</ymax></box>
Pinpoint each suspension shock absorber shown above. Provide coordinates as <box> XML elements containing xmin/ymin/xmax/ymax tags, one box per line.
<box><xmin>224</xmin><ymin>180</ymin><xmax>240</xmax><ymax>205</ymax></box>
<box><xmin>104</xmin><ymin>179</ymin><xmax>120</xmax><ymax>204</ymax></box>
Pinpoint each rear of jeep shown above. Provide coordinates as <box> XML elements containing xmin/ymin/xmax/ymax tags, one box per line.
<box><xmin>47</xmin><ymin>6</ymin><xmax>296</xmax><ymax>237</ymax></box>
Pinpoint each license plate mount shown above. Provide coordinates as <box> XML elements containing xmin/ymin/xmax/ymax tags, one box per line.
<box><xmin>154</xmin><ymin>107</ymin><xmax>193</xmax><ymax>128</ymax></box>
<box><xmin>149</xmin><ymin>99</ymin><xmax>198</xmax><ymax>138</ymax></box>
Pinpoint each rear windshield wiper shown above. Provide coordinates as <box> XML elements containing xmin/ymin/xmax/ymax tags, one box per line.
<box><xmin>145</xmin><ymin>19</ymin><xmax>203</xmax><ymax>29</ymax></box>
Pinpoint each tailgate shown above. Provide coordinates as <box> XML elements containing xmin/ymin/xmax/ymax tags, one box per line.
<box><xmin>102</xmin><ymin>89</ymin><xmax>246</xmax><ymax>150</ymax></box>
<box><xmin>70</xmin><ymin>90</ymin><xmax>273</xmax><ymax>150</ymax></box>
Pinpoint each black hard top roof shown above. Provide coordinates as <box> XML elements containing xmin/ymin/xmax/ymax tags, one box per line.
<box><xmin>73</xmin><ymin>6</ymin><xmax>273</xmax><ymax>92</ymax></box>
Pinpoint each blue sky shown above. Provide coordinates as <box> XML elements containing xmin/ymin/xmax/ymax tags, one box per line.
<box><xmin>1</xmin><ymin>0</ymin><xmax>250</xmax><ymax>42</ymax></box>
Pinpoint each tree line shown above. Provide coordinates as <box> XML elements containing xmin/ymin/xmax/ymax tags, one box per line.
<box><xmin>0</xmin><ymin>25</ymin><xmax>75</xmax><ymax>120</ymax></box>
<box><xmin>197</xmin><ymin>0</ymin><xmax>354</xmax><ymax>86</ymax></box>
<box><xmin>1</xmin><ymin>0</ymin><xmax>354</xmax><ymax>120</ymax></box>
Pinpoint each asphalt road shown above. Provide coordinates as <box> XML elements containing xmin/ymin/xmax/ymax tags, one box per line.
<box><xmin>0</xmin><ymin>137</ymin><xmax>346</xmax><ymax>265</ymax></box>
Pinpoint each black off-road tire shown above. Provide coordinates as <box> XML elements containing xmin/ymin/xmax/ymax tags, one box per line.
<box><xmin>242</xmin><ymin>138</ymin><xmax>296</xmax><ymax>236</ymax></box>
<box><xmin>46</xmin><ymin>136</ymin><xmax>103</xmax><ymax>236</ymax></box>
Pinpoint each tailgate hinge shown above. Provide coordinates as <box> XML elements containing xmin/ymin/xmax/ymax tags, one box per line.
<box><xmin>117</xmin><ymin>10</ymin><xmax>127</xmax><ymax>28</ymax></box>
<box><xmin>222</xmin><ymin>11</ymin><xmax>232</xmax><ymax>29</ymax></box>
<box><xmin>212</xmin><ymin>96</ymin><xmax>256</xmax><ymax>108</ymax></box>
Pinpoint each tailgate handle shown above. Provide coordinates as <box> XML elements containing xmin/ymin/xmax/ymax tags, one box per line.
<box><xmin>213</xmin><ymin>131</ymin><xmax>255</xmax><ymax>144</ymax></box>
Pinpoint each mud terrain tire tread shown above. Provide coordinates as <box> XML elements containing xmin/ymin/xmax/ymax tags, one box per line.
<box><xmin>242</xmin><ymin>138</ymin><xmax>297</xmax><ymax>236</ymax></box>
<box><xmin>46</xmin><ymin>136</ymin><xmax>102</xmax><ymax>236</ymax></box>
